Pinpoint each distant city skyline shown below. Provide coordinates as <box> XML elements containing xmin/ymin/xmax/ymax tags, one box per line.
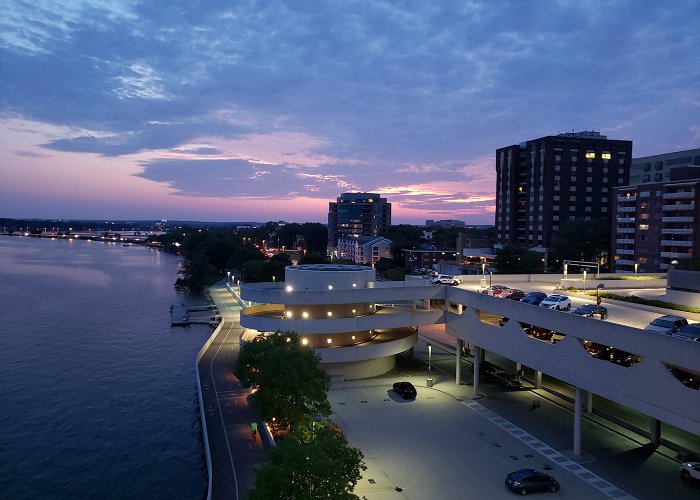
<box><xmin>2</xmin><ymin>1</ymin><xmax>699</xmax><ymax>224</ymax></box>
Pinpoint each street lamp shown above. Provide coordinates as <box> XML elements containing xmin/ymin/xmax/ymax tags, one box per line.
<box><xmin>427</xmin><ymin>343</ymin><xmax>433</xmax><ymax>386</ymax></box>
<box><xmin>596</xmin><ymin>283</ymin><xmax>605</xmax><ymax>317</ymax></box>
<box><xmin>634</xmin><ymin>263</ymin><xmax>638</xmax><ymax>274</ymax></box>
<box><xmin>583</xmin><ymin>270</ymin><xmax>587</xmax><ymax>293</ymax></box>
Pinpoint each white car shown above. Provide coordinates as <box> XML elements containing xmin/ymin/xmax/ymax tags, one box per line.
<box><xmin>680</xmin><ymin>461</ymin><xmax>700</xmax><ymax>481</ymax></box>
<box><xmin>431</xmin><ymin>275</ymin><xmax>460</xmax><ymax>285</ymax></box>
<box><xmin>539</xmin><ymin>295</ymin><xmax>572</xmax><ymax>311</ymax></box>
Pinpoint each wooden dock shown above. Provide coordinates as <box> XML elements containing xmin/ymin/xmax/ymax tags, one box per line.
<box><xmin>170</xmin><ymin>303</ymin><xmax>220</xmax><ymax>327</ymax></box>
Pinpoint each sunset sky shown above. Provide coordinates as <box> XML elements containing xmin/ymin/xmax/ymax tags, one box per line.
<box><xmin>2</xmin><ymin>1</ymin><xmax>699</xmax><ymax>224</ymax></box>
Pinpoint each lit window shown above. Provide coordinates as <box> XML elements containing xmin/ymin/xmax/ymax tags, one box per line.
<box><xmin>638</xmin><ymin>224</ymin><xmax>649</xmax><ymax>230</ymax></box>
<box><xmin>586</xmin><ymin>152</ymin><xmax>595</xmax><ymax>159</ymax></box>
<box><xmin>285</xmin><ymin>311</ymin><xmax>293</xmax><ymax>318</ymax></box>
<box><xmin>301</xmin><ymin>338</ymin><xmax>308</xmax><ymax>346</ymax></box>
<box><xmin>602</xmin><ymin>153</ymin><xmax>612</xmax><ymax>159</ymax></box>
<box><xmin>302</xmin><ymin>312</ymin><xmax>309</xmax><ymax>319</ymax></box>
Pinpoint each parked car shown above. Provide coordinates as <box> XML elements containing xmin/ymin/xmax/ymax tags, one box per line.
<box><xmin>539</xmin><ymin>295</ymin><xmax>572</xmax><ymax>311</ymax></box>
<box><xmin>501</xmin><ymin>288</ymin><xmax>526</xmax><ymax>300</ymax></box>
<box><xmin>479</xmin><ymin>362</ymin><xmax>498</xmax><ymax>377</ymax></box>
<box><xmin>520</xmin><ymin>291</ymin><xmax>548</xmax><ymax>305</ymax></box>
<box><xmin>668</xmin><ymin>367</ymin><xmax>700</xmax><ymax>390</ymax></box>
<box><xmin>644</xmin><ymin>315</ymin><xmax>689</xmax><ymax>335</ymax></box>
<box><xmin>609</xmin><ymin>348</ymin><xmax>641</xmax><ymax>367</ymax></box>
<box><xmin>430</xmin><ymin>274</ymin><xmax>461</xmax><ymax>285</ymax></box>
<box><xmin>505</xmin><ymin>469</ymin><xmax>560</xmax><ymax>495</ymax></box>
<box><xmin>482</xmin><ymin>285</ymin><xmax>510</xmax><ymax>296</ymax></box>
<box><xmin>494</xmin><ymin>371</ymin><xmax>522</xmax><ymax>389</ymax></box>
<box><xmin>680</xmin><ymin>461</ymin><xmax>700</xmax><ymax>481</ymax></box>
<box><xmin>572</xmin><ymin>304</ymin><xmax>608</xmax><ymax>319</ymax></box>
<box><xmin>392</xmin><ymin>381</ymin><xmax>417</xmax><ymax>399</ymax></box>
<box><xmin>530</xmin><ymin>327</ymin><xmax>555</xmax><ymax>342</ymax></box>
<box><xmin>672</xmin><ymin>323</ymin><xmax>700</xmax><ymax>342</ymax></box>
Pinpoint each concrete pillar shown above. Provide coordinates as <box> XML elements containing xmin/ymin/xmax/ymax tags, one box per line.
<box><xmin>650</xmin><ymin>418</ymin><xmax>661</xmax><ymax>447</ymax></box>
<box><xmin>515</xmin><ymin>362</ymin><xmax>522</xmax><ymax>377</ymax></box>
<box><xmin>472</xmin><ymin>347</ymin><xmax>481</xmax><ymax>398</ymax></box>
<box><xmin>574</xmin><ymin>387</ymin><xmax>583</xmax><ymax>456</ymax></box>
<box><xmin>535</xmin><ymin>370</ymin><xmax>542</xmax><ymax>389</ymax></box>
<box><xmin>585</xmin><ymin>391</ymin><xmax>593</xmax><ymax>414</ymax></box>
<box><xmin>456</xmin><ymin>339</ymin><xmax>463</xmax><ymax>385</ymax></box>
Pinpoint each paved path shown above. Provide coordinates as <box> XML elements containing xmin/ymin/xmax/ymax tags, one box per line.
<box><xmin>197</xmin><ymin>286</ymin><xmax>267</xmax><ymax>500</ymax></box>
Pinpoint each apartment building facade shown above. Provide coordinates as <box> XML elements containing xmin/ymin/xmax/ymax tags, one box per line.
<box><xmin>495</xmin><ymin>131</ymin><xmax>632</xmax><ymax>262</ymax></box>
<box><xmin>630</xmin><ymin>148</ymin><xmax>700</xmax><ymax>185</ymax></box>
<box><xmin>336</xmin><ymin>236</ymin><xmax>391</xmax><ymax>264</ymax></box>
<box><xmin>328</xmin><ymin>192</ymin><xmax>391</xmax><ymax>250</ymax></box>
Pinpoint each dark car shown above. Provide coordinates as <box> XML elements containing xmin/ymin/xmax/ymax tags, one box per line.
<box><xmin>501</xmin><ymin>288</ymin><xmax>526</xmax><ymax>300</ymax></box>
<box><xmin>494</xmin><ymin>372</ymin><xmax>522</xmax><ymax>389</ymax></box>
<box><xmin>392</xmin><ymin>381</ymin><xmax>417</xmax><ymax>399</ymax></box>
<box><xmin>668</xmin><ymin>367</ymin><xmax>700</xmax><ymax>390</ymax></box>
<box><xmin>520</xmin><ymin>292</ymin><xmax>548</xmax><ymax>305</ymax></box>
<box><xmin>610</xmin><ymin>348</ymin><xmax>641</xmax><ymax>367</ymax></box>
<box><xmin>479</xmin><ymin>361</ymin><xmax>498</xmax><ymax>377</ymax></box>
<box><xmin>572</xmin><ymin>304</ymin><xmax>608</xmax><ymax>319</ymax></box>
<box><xmin>506</xmin><ymin>469</ymin><xmax>560</xmax><ymax>495</ymax></box>
<box><xmin>673</xmin><ymin>323</ymin><xmax>700</xmax><ymax>342</ymax></box>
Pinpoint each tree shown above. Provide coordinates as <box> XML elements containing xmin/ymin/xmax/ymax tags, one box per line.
<box><xmin>384</xmin><ymin>224</ymin><xmax>427</xmax><ymax>265</ymax></box>
<box><xmin>549</xmin><ymin>218</ymin><xmax>610</xmax><ymax>271</ymax></box>
<box><xmin>298</xmin><ymin>252</ymin><xmax>329</xmax><ymax>265</ymax></box>
<box><xmin>234</xmin><ymin>333</ymin><xmax>331</xmax><ymax>432</ymax></box>
<box><xmin>494</xmin><ymin>244</ymin><xmax>541</xmax><ymax>274</ymax></box>
<box><xmin>248</xmin><ymin>426</ymin><xmax>366</xmax><ymax>500</ymax></box>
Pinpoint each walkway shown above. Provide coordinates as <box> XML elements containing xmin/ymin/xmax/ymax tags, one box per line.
<box><xmin>197</xmin><ymin>285</ymin><xmax>268</xmax><ymax>500</ymax></box>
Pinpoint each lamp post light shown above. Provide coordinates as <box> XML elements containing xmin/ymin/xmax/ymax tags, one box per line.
<box><xmin>634</xmin><ymin>263</ymin><xmax>638</xmax><ymax>274</ymax></box>
<box><xmin>227</xmin><ymin>271</ymin><xmax>230</xmax><ymax>283</ymax></box>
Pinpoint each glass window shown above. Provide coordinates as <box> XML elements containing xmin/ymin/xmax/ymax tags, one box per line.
<box><xmin>643</xmin><ymin>163</ymin><xmax>651</xmax><ymax>172</ymax></box>
<box><xmin>602</xmin><ymin>152</ymin><xmax>612</xmax><ymax>160</ymax></box>
<box><xmin>654</xmin><ymin>161</ymin><xmax>663</xmax><ymax>170</ymax></box>
<box><xmin>654</xmin><ymin>173</ymin><xmax>662</xmax><ymax>182</ymax></box>
<box><xmin>586</xmin><ymin>152</ymin><xmax>595</xmax><ymax>159</ymax></box>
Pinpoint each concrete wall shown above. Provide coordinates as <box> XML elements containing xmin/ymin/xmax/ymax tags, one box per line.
<box><xmin>667</xmin><ymin>269</ymin><xmax>700</xmax><ymax>307</ymax></box>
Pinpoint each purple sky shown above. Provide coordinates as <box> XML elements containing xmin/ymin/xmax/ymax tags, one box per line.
<box><xmin>2</xmin><ymin>1</ymin><xmax>699</xmax><ymax>224</ymax></box>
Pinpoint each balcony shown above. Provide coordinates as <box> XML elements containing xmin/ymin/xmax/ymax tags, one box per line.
<box><xmin>661</xmin><ymin>228</ymin><xmax>694</xmax><ymax>235</ymax></box>
<box><xmin>663</xmin><ymin>203</ymin><xmax>695</xmax><ymax>211</ymax></box>
<box><xmin>616</xmin><ymin>259</ymin><xmax>635</xmax><ymax>265</ymax></box>
<box><xmin>660</xmin><ymin>252</ymin><xmax>692</xmax><ymax>259</ymax></box>
<box><xmin>616</xmin><ymin>217</ymin><xmax>635</xmax><ymax>223</ymax></box>
<box><xmin>661</xmin><ymin>240</ymin><xmax>693</xmax><ymax>247</ymax></box>
<box><xmin>616</xmin><ymin>249</ymin><xmax>635</xmax><ymax>255</ymax></box>
<box><xmin>617</xmin><ymin>228</ymin><xmax>636</xmax><ymax>234</ymax></box>
<box><xmin>617</xmin><ymin>206</ymin><xmax>636</xmax><ymax>213</ymax></box>
<box><xmin>617</xmin><ymin>195</ymin><xmax>637</xmax><ymax>202</ymax></box>
<box><xmin>616</xmin><ymin>238</ymin><xmax>635</xmax><ymax>244</ymax></box>
<box><xmin>662</xmin><ymin>216</ymin><xmax>694</xmax><ymax>223</ymax></box>
<box><xmin>663</xmin><ymin>191</ymin><xmax>694</xmax><ymax>200</ymax></box>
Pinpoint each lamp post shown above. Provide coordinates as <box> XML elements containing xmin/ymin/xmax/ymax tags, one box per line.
<box><xmin>427</xmin><ymin>343</ymin><xmax>433</xmax><ymax>386</ymax></box>
<box><xmin>596</xmin><ymin>283</ymin><xmax>605</xmax><ymax>317</ymax></box>
<box><xmin>227</xmin><ymin>271</ymin><xmax>230</xmax><ymax>283</ymax></box>
<box><xmin>634</xmin><ymin>263</ymin><xmax>638</xmax><ymax>274</ymax></box>
<box><xmin>583</xmin><ymin>270</ymin><xmax>587</xmax><ymax>293</ymax></box>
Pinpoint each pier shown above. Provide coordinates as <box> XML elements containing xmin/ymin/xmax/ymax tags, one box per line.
<box><xmin>170</xmin><ymin>303</ymin><xmax>220</xmax><ymax>327</ymax></box>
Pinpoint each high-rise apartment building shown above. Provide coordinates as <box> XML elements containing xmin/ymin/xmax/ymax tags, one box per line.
<box><xmin>629</xmin><ymin>148</ymin><xmax>700</xmax><ymax>185</ymax></box>
<box><xmin>327</xmin><ymin>192</ymin><xmax>391</xmax><ymax>249</ymax></box>
<box><xmin>495</xmin><ymin>131</ymin><xmax>632</xmax><ymax>260</ymax></box>
<box><xmin>612</xmin><ymin>166</ymin><xmax>700</xmax><ymax>272</ymax></box>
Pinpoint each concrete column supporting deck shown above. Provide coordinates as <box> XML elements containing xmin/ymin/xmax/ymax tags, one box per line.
<box><xmin>574</xmin><ymin>387</ymin><xmax>583</xmax><ymax>456</ymax></box>
<box><xmin>456</xmin><ymin>338</ymin><xmax>463</xmax><ymax>385</ymax></box>
<box><xmin>650</xmin><ymin>418</ymin><xmax>661</xmax><ymax>447</ymax></box>
<box><xmin>535</xmin><ymin>370</ymin><xmax>542</xmax><ymax>389</ymax></box>
<box><xmin>515</xmin><ymin>362</ymin><xmax>522</xmax><ymax>377</ymax></box>
<box><xmin>472</xmin><ymin>346</ymin><xmax>481</xmax><ymax>398</ymax></box>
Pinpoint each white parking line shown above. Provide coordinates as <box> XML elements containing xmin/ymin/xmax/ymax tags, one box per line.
<box><xmin>463</xmin><ymin>401</ymin><xmax>636</xmax><ymax>499</ymax></box>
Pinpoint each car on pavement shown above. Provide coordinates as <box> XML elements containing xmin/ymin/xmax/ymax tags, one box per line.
<box><xmin>668</xmin><ymin>367</ymin><xmax>700</xmax><ymax>390</ymax></box>
<box><xmin>571</xmin><ymin>304</ymin><xmax>608</xmax><ymax>319</ymax></box>
<box><xmin>680</xmin><ymin>461</ymin><xmax>700</xmax><ymax>481</ymax></box>
<box><xmin>505</xmin><ymin>469</ymin><xmax>560</xmax><ymax>495</ymax></box>
<box><xmin>539</xmin><ymin>295</ymin><xmax>572</xmax><ymax>311</ymax></box>
<box><xmin>431</xmin><ymin>275</ymin><xmax>461</xmax><ymax>285</ymax></box>
<box><xmin>482</xmin><ymin>285</ymin><xmax>510</xmax><ymax>296</ymax></box>
<box><xmin>392</xmin><ymin>381</ymin><xmax>417</xmax><ymax>399</ymax></box>
<box><xmin>672</xmin><ymin>323</ymin><xmax>700</xmax><ymax>342</ymax></box>
<box><xmin>494</xmin><ymin>371</ymin><xmax>523</xmax><ymax>389</ymax></box>
<box><xmin>520</xmin><ymin>291</ymin><xmax>548</xmax><ymax>305</ymax></box>
<box><xmin>644</xmin><ymin>315</ymin><xmax>689</xmax><ymax>335</ymax></box>
<box><xmin>479</xmin><ymin>361</ymin><xmax>498</xmax><ymax>377</ymax></box>
<box><xmin>500</xmin><ymin>288</ymin><xmax>526</xmax><ymax>300</ymax></box>
<box><xmin>609</xmin><ymin>348</ymin><xmax>641</xmax><ymax>367</ymax></box>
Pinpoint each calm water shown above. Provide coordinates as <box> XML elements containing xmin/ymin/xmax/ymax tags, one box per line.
<box><xmin>0</xmin><ymin>236</ymin><xmax>210</xmax><ymax>499</ymax></box>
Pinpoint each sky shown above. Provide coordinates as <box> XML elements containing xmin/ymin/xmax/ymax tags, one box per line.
<box><xmin>1</xmin><ymin>1</ymin><xmax>699</xmax><ymax>225</ymax></box>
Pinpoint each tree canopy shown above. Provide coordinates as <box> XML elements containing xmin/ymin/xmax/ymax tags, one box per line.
<box><xmin>549</xmin><ymin>218</ymin><xmax>610</xmax><ymax>270</ymax></box>
<box><xmin>494</xmin><ymin>243</ymin><xmax>542</xmax><ymax>274</ymax></box>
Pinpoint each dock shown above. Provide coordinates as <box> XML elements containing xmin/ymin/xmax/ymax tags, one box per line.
<box><xmin>170</xmin><ymin>303</ymin><xmax>220</xmax><ymax>327</ymax></box>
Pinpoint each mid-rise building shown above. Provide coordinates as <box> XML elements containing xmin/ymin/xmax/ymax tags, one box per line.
<box><xmin>403</xmin><ymin>246</ymin><xmax>459</xmax><ymax>270</ymax></box>
<box><xmin>426</xmin><ymin>219</ymin><xmax>466</xmax><ymax>228</ymax></box>
<box><xmin>495</xmin><ymin>131</ymin><xmax>632</xmax><ymax>262</ymax></box>
<box><xmin>336</xmin><ymin>236</ymin><xmax>391</xmax><ymax>264</ymax></box>
<box><xmin>630</xmin><ymin>148</ymin><xmax>700</xmax><ymax>185</ymax></box>
<box><xmin>328</xmin><ymin>192</ymin><xmax>391</xmax><ymax>250</ymax></box>
<box><xmin>612</xmin><ymin>166</ymin><xmax>700</xmax><ymax>272</ymax></box>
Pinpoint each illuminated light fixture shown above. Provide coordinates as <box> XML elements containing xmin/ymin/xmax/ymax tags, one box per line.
<box><xmin>351</xmin><ymin>335</ymin><xmax>356</xmax><ymax>340</ymax></box>
<box><xmin>286</xmin><ymin>337</ymin><xmax>291</xmax><ymax>342</ymax></box>
<box><xmin>285</xmin><ymin>285</ymin><xmax>293</xmax><ymax>292</ymax></box>
<box><xmin>327</xmin><ymin>311</ymin><xmax>333</xmax><ymax>317</ymax></box>
<box><xmin>302</xmin><ymin>312</ymin><xmax>309</xmax><ymax>319</ymax></box>
<box><xmin>301</xmin><ymin>338</ymin><xmax>308</xmax><ymax>345</ymax></box>
<box><xmin>328</xmin><ymin>285</ymin><xmax>333</xmax><ymax>290</ymax></box>
<box><xmin>285</xmin><ymin>311</ymin><xmax>293</xmax><ymax>318</ymax></box>
<box><xmin>327</xmin><ymin>338</ymin><xmax>332</xmax><ymax>344</ymax></box>
<box><xmin>352</xmin><ymin>309</ymin><xmax>356</xmax><ymax>314</ymax></box>
<box><xmin>352</xmin><ymin>283</ymin><xmax>357</xmax><ymax>288</ymax></box>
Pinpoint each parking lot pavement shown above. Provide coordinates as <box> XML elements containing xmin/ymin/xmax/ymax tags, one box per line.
<box><xmin>329</xmin><ymin>378</ymin><xmax>623</xmax><ymax>499</ymax></box>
